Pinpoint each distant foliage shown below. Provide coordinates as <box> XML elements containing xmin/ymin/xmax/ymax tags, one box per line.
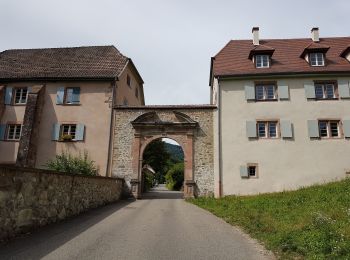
<box><xmin>164</xmin><ymin>142</ymin><xmax>184</xmax><ymax>162</ymax></box>
<box><xmin>45</xmin><ymin>151</ymin><xmax>98</xmax><ymax>176</ymax></box>
<box><xmin>165</xmin><ymin>162</ymin><xmax>184</xmax><ymax>191</ymax></box>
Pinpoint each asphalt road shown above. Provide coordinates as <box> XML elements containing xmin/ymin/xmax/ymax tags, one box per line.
<box><xmin>0</xmin><ymin>185</ymin><xmax>274</xmax><ymax>260</ymax></box>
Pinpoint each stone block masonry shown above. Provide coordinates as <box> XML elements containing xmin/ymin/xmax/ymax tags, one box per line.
<box><xmin>0</xmin><ymin>165</ymin><xmax>124</xmax><ymax>241</ymax></box>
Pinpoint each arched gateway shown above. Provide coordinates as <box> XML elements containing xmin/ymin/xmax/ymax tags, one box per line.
<box><xmin>111</xmin><ymin>105</ymin><xmax>216</xmax><ymax>199</ymax></box>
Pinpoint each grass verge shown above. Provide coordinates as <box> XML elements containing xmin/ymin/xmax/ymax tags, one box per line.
<box><xmin>189</xmin><ymin>179</ymin><xmax>350</xmax><ymax>259</ymax></box>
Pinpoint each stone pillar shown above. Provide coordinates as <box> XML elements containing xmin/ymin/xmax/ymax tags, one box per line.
<box><xmin>130</xmin><ymin>133</ymin><xmax>142</xmax><ymax>199</ymax></box>
<box><xmin>183</xmin><ymin>132</ymin><xmax>195</xmax><ymax>198</ymax></box>
<box><xmin>16</xmin><ymin>85</ymin><xmax>45</xmax><ymax>168</ymax></box>
<box><xmin>0</xmin><ymin>86</ymin><xmax>5</xmax><ymax>121</ymax></box>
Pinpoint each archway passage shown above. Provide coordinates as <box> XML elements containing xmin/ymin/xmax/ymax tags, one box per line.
<box><xmin>130</xmin><ymin>111</ymin><xmax>197</xmax><ymax>199</ymax></box>
<box><xmin>141</xmin><ymin>138</ymin><xmax>185</xmax><ymax>195</ymax></box>
<box><xmin>112</xmin><ymin>106</ymin><xmax>215</xmax><ymax>198</ymax></box>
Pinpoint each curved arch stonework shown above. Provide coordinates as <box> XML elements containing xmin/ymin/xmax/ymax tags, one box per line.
<box><xmin>111</xmin><ymin>106</ymin><xmax>216</xmax><ymax>198</ymax></box>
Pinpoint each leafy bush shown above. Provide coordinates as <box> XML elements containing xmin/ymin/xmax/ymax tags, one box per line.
<box><xmin>45</xmin><ymin>151</ymin><xmax>98</xmax><ymax>176</ymax></box>
<box><xmin>165</xmin><ymin>162</ymin><xmax>184</xmax><ymax>191</ymax></box>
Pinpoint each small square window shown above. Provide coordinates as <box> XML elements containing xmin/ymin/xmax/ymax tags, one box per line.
<box><xmin>257</xmin><ymin>121</ymin><xmax>279</xmax><ymax>139</ymax></box>
<box><xmin>309</xmin><ymin>53</ymin><xmax>325</xmax><ymax>66</ymax></box>
<box><xmin>6</xmin><ymin>124</ymin><xmax>22</xmax><ymax>140</ymax></box>
<box><xmin>13</xmin><ymin>88</ymin><xmax>28</xmax><ymax>104</ymax></box>
<box><xmin>255</xmin><ymin>84</ymin><xmax>277</xmax><ymax>101</ymax></box>
<box><xmin>64</xmin><ymin>87</ymin><xmax>80</xmax><ymax>104</ymax></box>
<box><xmin>247</xmin><ymin>164</ymin><xmax>258</xmax><ymax>178</ymax></box>
<box><xmin>318</xmin><ymin>120</ymin><xmax>341</xmax><ymax>139</ymax></box>
<box><xmin>60</xmin><ymin>124</ymin><xmax>77</xmax><ymax>141</ymax></box>
<box><xmin>255</xmin><ymin>55</ymin><xmax>270</xmax><ymax>68</ymax></box>
<box><xmin>314</xmin><ymin>82</ymin><xmax>337</xmax><ymax>100</ymax></box>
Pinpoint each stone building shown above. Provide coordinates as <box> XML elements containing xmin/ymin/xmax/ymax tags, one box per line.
<box><xmin>210</xmin><ymin>27</ymin><xmax>350</xmax><ymax>197</ymax></box>
<box><xmin>0</xmin><ymin>46</ymin><xmax>145</xmax><ymax>176</ymax></box>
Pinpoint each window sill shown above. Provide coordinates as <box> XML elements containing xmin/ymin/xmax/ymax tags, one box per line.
<box><xmin>57</xmin><ymin>103</ymin><xmax>81</xmax><ymax>106</ymax></box>
<box><xmin>1</xmin><ymin>139</ymin><xmax>20</xmax><ymax>142</ymax></box>
<box><xmin>255</xmin><ymin>99</ymin><xmax>278</xmax><ymax>102</ymax></box>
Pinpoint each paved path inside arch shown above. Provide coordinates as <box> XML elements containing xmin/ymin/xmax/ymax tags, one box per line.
<box><xmin>0</xmin><ymin>185</ymin><xmax>274</xmax><ymax>260</ymax></box>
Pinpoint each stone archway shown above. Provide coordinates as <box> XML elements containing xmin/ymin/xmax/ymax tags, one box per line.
<box><xmin>130</xmin><ymin>111</ymin><xmax>197</xmax><ymax>199</ymax></box>
<box><xmin>111</xmin><ymin>106</ymin><xmax>216</xmax><ymax>199</ymax></box>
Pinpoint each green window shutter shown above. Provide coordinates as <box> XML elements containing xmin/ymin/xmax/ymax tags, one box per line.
<box><xmin>72</xmin><ymin>88</ymin><xmax>80</xmax><ymax>104</ymax></box>
<box><xmin>304</xmin><ymin>82</ymin><xmax>316</xmax><ymax>99</ymax></box>
<box><xmin>56</xmin><ymin>87</ymin><xmax>65</xmax><ymax>104</ymax></box>
<box><xmin>52</xmin><ymin>123</ymin><xmax>60</xmax><ymax>141</ymax></box>
<box><xmin>5</xmin><ymin>87</ymin><xmax>13</xmax><ymax>105</ymax></box>
<box><xmin>338</xmin><ymin>80</ymin><xmax>350</xmax><ymax>99</ymax></box>
<box><xmin>240</xmin><ymin>165</ymin><xmax>248</xmax><ymax>178</ymax></box>
<box><xmin>278</xmin><ymin>81</ymin><xmax>289</xmax><ymax>100</ymax></box>
<box><xmin>246</xmin><ymin>121</ymin><xmax>257</xmax><ymax>138</ymax></box>
<box><xmin>307</xmin><ymin>120</ymin><xmax>319</xmax><ymax>138</ymax></box>
<box><xmin>0</xmin><ymin>125</ymin><xmax>6</xmax><ymax>140</ymax></box>
<box><xmin>244</xmin><ymin>82</ymin><xmax>255</xmax><ymax>100</ymax></box>
<box><xmin>76</xmin><ymin>124</ymin><xmax>85</xmax><ymax>141</ymax></box>
<box><xmin>280</xmin><ymin>120</ymin><xmax>293</xmax><ymax>138</ymax></box>
<box><xmin>343</xmin><ymin>120</ymin><xmax>350</xmax><ymax>138</ymax></box>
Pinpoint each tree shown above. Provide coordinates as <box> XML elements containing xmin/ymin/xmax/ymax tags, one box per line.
<box><xmin>142</xmin><ymin>139</ymin><xmax>170</xmax><ymax>183</ymax></box>
<box><xmin>165</xmin><ymin>162</ymin><xmax>184</xmax><ymax>191</ymax></box>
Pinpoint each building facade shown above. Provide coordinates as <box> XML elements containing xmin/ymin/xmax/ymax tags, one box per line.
<box><xmin>210</xmin><ymin>28</ymin><xmax>350</xmax><ymax>197</ymax></box>
<box><xmin>0</xmin><ymin>46</ymin><xmax>145</xmax><ymax>176</ymax></box>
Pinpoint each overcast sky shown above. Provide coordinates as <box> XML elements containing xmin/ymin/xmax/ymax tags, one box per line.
<box><xmin>1</xmin><ymin>0</ymin><xmax>349</xmax><ymax>104</ymax></box>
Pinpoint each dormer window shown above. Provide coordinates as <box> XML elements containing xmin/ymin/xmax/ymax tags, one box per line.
<box><xmin>255</xmin><ymin>55</ymin><xmax>270</xmax><ymax>68</ymax></box>
<box><xmin>309</xmin><ymin>52</ymin><xmax>325</xmax><ymax>66</ymax></box>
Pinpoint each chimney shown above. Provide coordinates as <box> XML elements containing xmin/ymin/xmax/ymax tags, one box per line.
<box><xmin>311</xmin><ymin>27</ymin><xmax>319</xmax><ymax>42</ymax></box>
<box><xmin>252</xmin><ymin>27</ymin><xmax>259</xmax><ymax>46</ymax></box>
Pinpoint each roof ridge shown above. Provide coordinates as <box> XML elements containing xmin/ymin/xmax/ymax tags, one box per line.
<box><xmin>1</xmin><ymin>45</ymin><xmax>116</xmax><ymax>53</ymax></box>
<box><xmin>228</xmin><ymin>36</ymin><xmax>350</xmax><ymax>42</ymax></box>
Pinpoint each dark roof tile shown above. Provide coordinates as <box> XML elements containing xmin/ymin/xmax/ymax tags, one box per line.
<box><xmin>0</xmin><ymin>45</ymin><xmax>129</xmax><ymax>80</ymax></box>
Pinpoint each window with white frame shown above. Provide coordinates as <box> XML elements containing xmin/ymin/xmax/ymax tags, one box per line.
<box><xmin>255</xmin><ymin>84</ymin><xmax>277</xmax><ymax>100</ymax></box>
<box><xmin>255</xmin><ymin>55</ymin><xmax>270</xmax><ymax>68</ymax></box>
<box><xmin>257</xmin><ymin>121</ymin><xmax>278</xmax><ymax>138</ymax></box>
<box><xmin>314</xmin><ymin>82</ymin><xmax>337</xmax><ymax>99</ymax></box>
<box><xmin>309</xmin><ymin>53</ymin><xmax>325</xmax><ymax>66</ymax></box>
<box><xmin>65</xmin><ymin>87</ymin><xmax>80</xmax><ymax>104</ymax></box>
<box><xmin>248</xmin><ymin>165</ymin><xmax>258</xmax><ymax>177</ymax></box>
<box><xmin>60</xmin><ymin>124</ymin><xmax>77</xmax><ymax>141</ymax></box>
<box><xmin>14</xmin><ymin>88</ymin><xmax>28</xmax><ymax>104</ymax></box>
<box><xmin>6</xmin><ymin>124</ymin><xmax>22</xmax><ymax>140</ymax></box>
<box><xmin>318</xmin><ymin>120</ymin><xmax>341</xmax><ymax>138</ymax></box>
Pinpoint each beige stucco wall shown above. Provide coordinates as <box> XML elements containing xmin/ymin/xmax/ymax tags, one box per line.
<box><xmin>116</xmin><ymin>64</ymin><xmax>144</xmax><ymax>106</ymax></box>
<box><xmin>0</xmin><ymin>74</ymin><xmax>144</xmax><ymax>176</ymax></box>
<box><xmin>218</xmin><ymin>76</ymin><xmax>350</xmax><ymax>195</ymax></box>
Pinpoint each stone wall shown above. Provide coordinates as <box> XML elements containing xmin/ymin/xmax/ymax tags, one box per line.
<box><xmin>0</xmin><ymin>165</ymin><xmax>124</xmax><ymax>241</ymax></box>
<box><xmin>112</xmin><ymin>106</ymin><xmax>215</xmax><ymax>196</ymax></box>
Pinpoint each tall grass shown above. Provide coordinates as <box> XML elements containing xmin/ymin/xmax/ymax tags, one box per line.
<box><xmin>190</xmin><ymin>179</ymin><xmax>350</xmax><ymax>259</ymax></box>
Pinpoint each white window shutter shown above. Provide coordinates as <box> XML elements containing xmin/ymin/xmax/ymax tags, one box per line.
<box><xmin>5</xmin><ymin>87</ymin><xmax>13</xmax><ymax>105</ymax></box>
<box><xmin>240</xmin><ymin>166</ymin><xmax>248</xmax><ymax>178</ymax></box>
<box><xmin>307</xmin><ymin>120</ymin><xmax>319</xmax><ymax>138</ymax></box>
<box><xmin>246</xmin><ymin>121</ymin><xmax>257</xmax><ymax>138</ymax></box>
<box><xmin>76</xmin><ymin>124</ymin><xmax>85</xmax><ymax>141</ymax></box>
<box><xmin>338</xmin><ymin>80</ymin><xmax>350</xmax><ymax>99</ymax></box>
<box><xmin>0</xmin><ymin>124</ymin><xmax>6</xmax><ymax>140</ymax></box>
<box><xmin>244</xmin><ymin>82</ymin><xmax>255</xmax><ymax>100</ymax></box>
<box><xmin>280</xmin><ymin>120</ymin><xmax>293</xmax><ymax>138</ymax></box>
<box><xmin>304</xmin><ymin>82</ymin><xmax>316</xmax><ymax>99</ymax></box>
<box><xmin>278</xmin><ymin>81</ymin><xmax>289</xmax><ymax>100</ymax></box>
<box><xmin>56</xmin><ymin>87</ymin><xmax>65</xmax><ymax>104</ymax></box>
<box><xmin>52</xmin><ymin>123</ymin><xmax>60</xmax><ymax>141</ymax></box>
<box><xmin>27</xmin><ymin>86</ymin><xmax>32</xmax><ymax>93</ymax></box>
<box><xmin>343</xmin><ymin>120</ymin><xmax>350</xmax><ymax>138</ymax></box>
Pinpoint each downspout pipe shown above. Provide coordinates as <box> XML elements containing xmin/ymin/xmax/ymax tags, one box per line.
<box><xmin>218</xmin><ymin>78</ymin><xmax>223</xmax><ymax>197</ymax></box>
<box><xmin>106</xmin><ymin>80</ymin><xmax>117</xmax><ymax>177</ymax></box>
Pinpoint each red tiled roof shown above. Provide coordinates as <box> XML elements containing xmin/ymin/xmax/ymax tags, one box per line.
<box><xmin>212</xmin><ymin>37</ymin><xmax>350</xmax><ymax>80</ymax></box>
<box><xmin>0</xmin><ymin>46</ymin><xmax>129</xmax><ymax>80</ymax></box>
